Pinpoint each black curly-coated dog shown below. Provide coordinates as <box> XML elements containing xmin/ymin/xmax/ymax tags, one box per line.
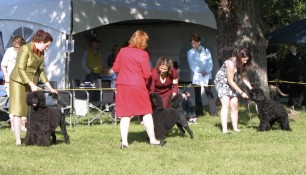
<box><xmin>249</xmin><ymin>87</ymin><xmax>291</xmax><ymax>131</ymax></box>
<box><xmin>25</xmin><ymin>91</ymin><xmax>70</xmax><ymax>146</ymax></box>
<box><xmin>150</xmin><ymin>93</ymin><xmax>193</xmax><ymax>142</ymax></box>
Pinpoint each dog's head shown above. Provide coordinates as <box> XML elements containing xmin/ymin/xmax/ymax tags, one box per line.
<box><xmin>249</xmin><ymin>87</ymin><xmax>266</xmax><ymax>102</ymax></box>
<box><xmin>26</xmin><ymin>91</ymin><xmax>47</xmax><ymax>108</ymax></box>
<box><xmin>149</xmin><ymin>93</ymin><xmax>163</xmax><ymax>111</ymax></box>
<box><xmin>170</xmin><ymin>94</ymin><xmax>183</xmax><ymax>109</ymax></box>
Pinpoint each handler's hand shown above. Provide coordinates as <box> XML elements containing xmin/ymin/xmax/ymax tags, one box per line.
<box><xmin>49</xmin><ymin>88</ymin><xmax>58</xmax><ymax>94</ymax></box>
<box><xmin>29</xmin><ymin>82</ymin><xmax>42</xmax><ymax>92</ymax></box>
<box><xmin>241</xmin><ymin>92</ymin><xmax>249</xmax><ymax>99</ymax></box>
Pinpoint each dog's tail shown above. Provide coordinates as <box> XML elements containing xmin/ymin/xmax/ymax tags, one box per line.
<box><xmin>276</xmin><ymin>87</ymin><xmax>288</xmax><ymax>97</ymax></box>
<box><xmin>269</xmin><ymin>84</ymin><xmax>288</xmax><ymax>97</ymax></box>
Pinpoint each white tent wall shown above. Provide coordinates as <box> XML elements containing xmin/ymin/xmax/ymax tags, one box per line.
<box><xmin>0</xmin><ymin>0</ymin><xmax>71</xmax><ymax>34</ymax></box>
<box><xmin>0</xmin><ymin>20</ymin><xmax>67</xmax><ymax>88</ymax></box>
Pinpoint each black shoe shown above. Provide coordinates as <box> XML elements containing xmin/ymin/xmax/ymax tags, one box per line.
<box><xmin>196</xmin><ymin>113</ymin><xmax>204</xmax><ymax>117</ymax></box>
<box><xmin>120</xmin><ymin>144</ymin><xmax>128</xmax><ymax>149</ymax></box>
<box><xmin>160</xmin><ymin>140</ymin><xmax>167</xmax><ymax>146</ymax></box>
<box><xmin>210</xmin><ymin>113</ymin><xmax>218</xmax><ymax>117</ymax></box>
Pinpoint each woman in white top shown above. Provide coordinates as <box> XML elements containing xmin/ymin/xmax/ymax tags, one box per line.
<box><xmin>1</xmin><ymin>36</ymin><xmax>26</xmax><ymax>131</ymax></box>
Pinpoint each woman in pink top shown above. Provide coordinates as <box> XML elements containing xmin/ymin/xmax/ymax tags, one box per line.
<box><xmin>113</xmin><ymin>30</ymin><xmax>165</xmax><ymax>148</ymax></box>
<box><xmin>148</xmin><ymin>57</ymin><xmax>178</xmax><ymax>108</ymax></box>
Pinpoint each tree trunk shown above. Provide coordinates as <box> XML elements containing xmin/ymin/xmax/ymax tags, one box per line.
<box><xmin>206</xmin><ymin>0</ymin><xmax>269</xmax><ymax>96</ymax></box>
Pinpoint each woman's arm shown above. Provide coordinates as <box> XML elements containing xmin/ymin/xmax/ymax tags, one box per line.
<box><xmin>1</xmin><ymin>49</ymin><xmax>10</xmax><ymax>83</ymax></box>
<box><xmin>242</xmin><ymin>74</ymin><xmax>252</xmax><ymax>90</ymax></box>
<box><xmin>226</xmin><ymin>61</ymin><xmax>248</xmax><ymax>98</ymax></box>
<box><xmin>1</xmin><ymin>65</ymin><xmax>9</xmax><ymax>83</ymax></box>
<box><xmin>172</xmin><ymin>68</ymin><xmax>178</xmax><ymax>97</ymax></box>
<box><xmin>148</xmin><ymin>68</ymin><xmax>157</xmax><ymax>94</ymax></box>
<box><xmin>44</xmin><ymin>82</ymin><xmax>58</xmax><ymax>94</ymax></box>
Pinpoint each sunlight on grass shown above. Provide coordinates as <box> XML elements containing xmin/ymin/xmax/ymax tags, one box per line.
<box><xmin>1</xmin><ymin>106</ymin><xmax>306</xmax><ymax>174</ymax></box>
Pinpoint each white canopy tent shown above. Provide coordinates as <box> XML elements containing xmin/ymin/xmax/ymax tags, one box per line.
<box><xmin>0</xmin><ymin>0</ymin><xmax>216</xmax><ymax>88</ymax></box>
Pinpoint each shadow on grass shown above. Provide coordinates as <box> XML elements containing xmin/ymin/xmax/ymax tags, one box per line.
<box><xmin>213</xmin><ymin>104</ymin><xmax>259</xmax><ymax>131</ymax></box>
<box><xmin>128</xmin><ymin>127</ymin><xmax>189</xmax><ymax>144</ymax></box>
<box><xmin>128</xmin><ymin>130</ymin><xmax>149</xmax><ymax>144</ymax></box>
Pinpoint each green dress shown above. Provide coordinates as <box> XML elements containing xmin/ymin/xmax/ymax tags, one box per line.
<box><xmin>9</xmin><ymin>42</ymin><xmax>48</xmax><ymax>117</ymax></box>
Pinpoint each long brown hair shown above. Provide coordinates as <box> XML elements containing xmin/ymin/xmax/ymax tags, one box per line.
<box><xmin>234</xmin><ymin>47</ymin><xmax>252</xmax><ymax>74</ymax></box>
<box><xmin>156</xmin><ymin>56</ymin><xmax>173</xmax><ymax>76</ymax></box>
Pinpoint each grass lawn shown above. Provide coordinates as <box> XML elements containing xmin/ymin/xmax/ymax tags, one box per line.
<box><xmin>0</xmin><ymin>105</ymin><xmax>306</xmax><ymax>175</ymax></box>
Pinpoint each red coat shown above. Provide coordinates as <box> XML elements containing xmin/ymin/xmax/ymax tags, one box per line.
<box><xmin>113</xmin><ymin>47</ymin><xmax>152</xmax><ymax>117</ymax></box>
<box><xmin>148</xmin><ymin>67</ymin><xmax>178</xmax><ymax>108</ymax></box>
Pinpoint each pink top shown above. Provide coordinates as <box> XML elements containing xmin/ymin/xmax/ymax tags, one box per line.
<box><xmin>113</xmin><ymin>47</ymin><xmax>151</xmax><ymax>88</ymax></box>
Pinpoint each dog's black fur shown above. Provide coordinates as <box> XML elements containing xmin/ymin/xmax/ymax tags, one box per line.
<box><xmin>25</xmin><ymin>91</ymin><xmax>70</xmax><ymax>146</ymax></box>
<box><xmin>249</xmin><ymin>87</ymin><xmax>291</xmax><ymax>131</ymax></box>
<box><xmin>150</xmin><ymin>93</ymin><xmax>193</xmax><ymax>142</ymax></box>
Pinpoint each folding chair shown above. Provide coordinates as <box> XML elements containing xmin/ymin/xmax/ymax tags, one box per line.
<box><xmin>70</xmin><ymin>79</ymin><xmax>90</xmax><ymax>126</ymax></box>
<box><xmin>70</xmin><ymin>79</ymin><xmax>103</xmax><ymax>126</ymax></box>
<box><xmin>71</xmin><ymin>79</ymin><xmax>116</xmax><ymax>126</ymax></box>
<box><xmin>57</xmin><ymin>90</ymin><xmax>73</xmax><ymax>128</ymax></box>
<box><xmin>87</xmin><ymin>79</ymin><xmax>116</xmax><ymax>125</ymax></box>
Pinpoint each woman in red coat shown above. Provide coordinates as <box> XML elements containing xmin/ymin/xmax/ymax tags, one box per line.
<box><xmin>113</xmin><ymin>30</ymin><xmax>164</xmax><ymax>148</ymax></box>
<box><xmin>148</xmin><ymin>57</ymin><xmax>178</xmax><ymax>108</ymax></box>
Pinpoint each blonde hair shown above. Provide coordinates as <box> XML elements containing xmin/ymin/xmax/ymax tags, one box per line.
<box><xmin>128</xmin><ymin>30</ymin><xmax>148</xmax><ymax>50</ymax></box>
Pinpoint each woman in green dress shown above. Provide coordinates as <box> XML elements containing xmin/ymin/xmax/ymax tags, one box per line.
<box><xmin>9</xmin><ymin>29</ymin><xmax>58</xmax><ymax>146</ymax></box>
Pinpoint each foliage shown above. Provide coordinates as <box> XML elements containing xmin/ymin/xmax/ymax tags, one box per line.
<box><xmin>262</xmin><ymin>0</ymin><xmax>306</xmax><ymax>33</ymax></box>
<box><xmin>1</xmin><ymin>106</ymin><xmax>306</xmax><ymax>174</ymax></box>
<box><xmin>261</xmin><ymin>0</ymin><xmax>306</xmax><ymax>82</ymax></box>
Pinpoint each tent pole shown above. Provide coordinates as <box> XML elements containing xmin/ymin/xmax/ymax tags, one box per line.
<box><xmin>65</xmin><ymin>34</ymin><xmax>73</xmax><ymax>89</ymax></box>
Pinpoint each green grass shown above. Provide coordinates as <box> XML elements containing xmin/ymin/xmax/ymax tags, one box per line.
<box><xmin>1</xmin><ymin>106</ymin><xmax>306</xmax><ymax>175</ymax></box>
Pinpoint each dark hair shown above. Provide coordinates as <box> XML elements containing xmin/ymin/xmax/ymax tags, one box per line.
<box><xmin>190</xmin><ymin>34</ymin><xmax>201</xmax><ymax>42</ymax></box>
<box><xmin>156</xmin><ymin>56</ymin><xmax>173</xmax><ymax>76</ymax></box>
<box><xmin>234</xmin><ymin>47</ymin><xmax>252</xmax><ymax>74</ymax></box>
<box><xmin>173</xmin><ymin>61</ymin><xmax>179</xmax><ymax>70</ymax></box>
<box><xmin>12</xmin><ymin>36</ymin><xmax>26</xmax><ymax>46</ymax></box>
<box><xmin>32</xmin><ymin>30</ymin><xmax>53</xmax><ymax>43</ymax></box>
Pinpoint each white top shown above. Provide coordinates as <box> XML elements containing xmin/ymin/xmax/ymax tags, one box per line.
<box><xmin>1</xmin><ymin>47</ymin><xmax>17</xmax><ymax>77</ymax></box>
<box><xmin>187</xmin><ymin>46</ymin><xmax>213</xmax><ymax>86</ymax></box>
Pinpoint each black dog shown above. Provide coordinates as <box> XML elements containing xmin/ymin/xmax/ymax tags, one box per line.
<box><xmin>25</xmin><ymin>91</ymin><xmax>70</xmax><ymax>146</ymax></box>
<box><xmin>249</xmin><ymin>87</ymin><xmax>291</xmax><ymax>131</ymax></box>
<box><xmin>150</xmin><ymin>93</ymin><xmax>193</xmax><ymax>142</ymax></box>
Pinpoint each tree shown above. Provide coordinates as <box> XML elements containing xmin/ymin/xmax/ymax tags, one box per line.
<box><xmin>205</xmin><ymin>0</ymin><xmax>269</xmax><ymax>95</ymax></box>
<box><xmin>262</xmin><ymin>0</ymin><xmax>306</xmax><ymax>33</ymax></box>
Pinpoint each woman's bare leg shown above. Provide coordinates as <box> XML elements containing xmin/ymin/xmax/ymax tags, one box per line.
<box><xmin>220</xmin><ymin>96</ymin><xmax>230</xmax><ymax>133</ymax></box>
<box><xmin>230</xmin><ymin>97</ymin><xmax>241</xmax><ymax>132</ymax></box>
<box><xmin>9</xmin><ymin>114</ymin><xmax>14</xmax><ymax>131</ymax></box>
<box><xmin>143</xmin><ymin>114</ymin><xmax>160</xmax><ymax>144</ymax></box>
<box><xmin>120</xmin><ymin>117</ymin><xmax>131</xmax><ymax>146</ymax></box>
<box><xmin>13</xmin><ymin>116</ymin><xmax>22</xmax><ymax>146</ymax></box>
